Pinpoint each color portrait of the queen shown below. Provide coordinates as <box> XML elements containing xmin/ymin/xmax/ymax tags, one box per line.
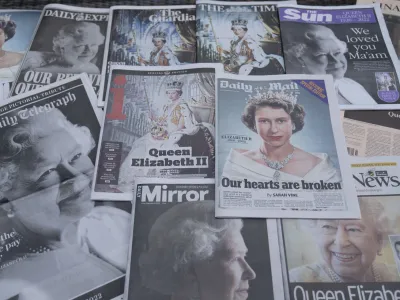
<box><xmin>222</xmin><ymin>89</ymin><xmax>341</xmax><ymax>183</ymax></box>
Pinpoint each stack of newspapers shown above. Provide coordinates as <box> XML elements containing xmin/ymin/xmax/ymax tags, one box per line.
<box><xmin>1</xmin><ymin>1</ymin><xmax>400</xmax><ymax>299</ymax></box>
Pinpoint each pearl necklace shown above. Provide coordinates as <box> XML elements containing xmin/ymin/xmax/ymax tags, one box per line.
<box><xmin>325</xmin><ymin>264</ymin><xmax>381</xmax><ymax>283</ymax></box>
<box><xmin>259</xmin><ymin>147</ymin><xmax>295</xmax><ymax>181</ymax></box>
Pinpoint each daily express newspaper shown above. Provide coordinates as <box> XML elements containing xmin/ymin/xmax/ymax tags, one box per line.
<box><xmin>0</xmin><ymin>74</ymin><xmax>131</xmax><ymax>300</ymax></box>
<box><xmin>98</xmin><ymin>5</ymin><xmax>196</xmax><ymax>107</ymax></box>
<box><xmin>216</xmin><ymin>73</ymin><xmax>359</xmax><ymax>219</ymax></box>
<box><xmin>92</xmin><ymin>64</ymin><xmax>220</xmax><ymax>201</ymax></box>
<box><xmin>196</xmin><ymin>0</ymin><xmax>286</xmax><ymax>76</ymax></box>
<box><xmin>124</xmin><ymin>177</ymin><xmax>282</xmax><ymax>300</ymax></box>
<box><xmin>278</xmin><ymin>3</ymin><xmax>400</xmax><ymax>108</ymax></box>
<box><xmin>0</xmin><ymin>10</ymin><xmax>41</xmax><ymax>105</ymax></box>
<box><xmin>9</xmin><ymin>4</ymin><xmax>109</xmax><ymax>99</ymax></box>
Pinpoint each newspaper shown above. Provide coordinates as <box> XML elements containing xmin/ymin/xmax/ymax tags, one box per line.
<box><xmin>8</xmin><ymin>4</ymin><xmax>109</xmax><ymax>99</ymax></box>
<box><xmin>196</xmin><ymin>0</ymin><xmax>286</xmax><ymax>76</ymax></box>
<box><xmin>216</xmin><ymin>73</ymin><xmax>360</xmax><ymax>219</ymax></box>
<box><xmin>92</xmin><ymin>63</ymin><xmax>220</xmax><ymax>201</ymax></box>
<box><xmin>0</xmin><ymin>10</ymin><xmax>41</xmax><ymax>105</ymax></box>
<box><xmin>278</xmin><ymin>3</ymin><xmax>400</xmax><ymax>108</ymax></box>
<box><xmin>0</xmin><ymin>74</ymin><xmax>130</xmax><ymax>300</ymax></box>
<box><xmin>98</xmin><ymin>5</ymin><xmax>196</xmax><ymax>107</ymax></box>
<box><xmin>342</xmin><ymin>105</ymin><xmax>400</xmax><ymax>157</ymax></box>
<box><xmin>124</xmin><ymin>177</ymin><xmax>282</xmax><ymax>300</ymax></box>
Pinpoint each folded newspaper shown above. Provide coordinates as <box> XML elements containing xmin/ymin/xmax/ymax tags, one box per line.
<box><xmin>278</xmin><ymin>3</ymin><xmax>400</xmax><ymax>108</ymax></box>
<box><xmin>92</xmin><ymin>63</ymin><xmax>221</xmax><ymax>201</ymax></box>
<box><xmin>196</xmin><ymin>0</ymin><xmax>286</xmax><ymax>76</ymax></box>
<box><xmin>216</xmin><ymin>73</ymin><xmax>359</xmax><ymax>219</ymax></box>
<box><xmin>124</xmin><ymin>177</ymin><xmax>281</xmax><ymax>300</ymax></box>
<box><xmin>0</xmin><ymin>74</ymin><xmax>130</xmax><ymax>300</ymax></box>
<box><xmin>0</xmin><ymin>10</ymin><xmax>41</xmax><ymax>105</ymax></box>
<box><xmin>9</xmin><ymin>4</ymin><xmax>109</xmax><ymax>99</ymax></box>
<box><xmin>98</xmin><ymin>5</ymin><xmax>197</xmax><ymax>107</ymax></box>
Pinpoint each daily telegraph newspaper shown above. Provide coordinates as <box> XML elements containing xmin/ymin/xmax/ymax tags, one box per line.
<box><xmin>9</xmin><ymin>4</ymin><xmax>109</xmax><ymax>98</ymax></box>
<box><xmin>272</xmin><ymin>193</ymin><xmax>400</xmax><ymax>300</ymax></box>
<box><xmin>98</xmin><ymin>5</ymin><xmax>196</xmax><ymax>107</ymax></box>
<box><xmin>342</xmin><ymin>105</ymin><xmax>400</xmax><ymax>157</ymax></box>
<box><xmin>92</xmin><ymin>64</ymin><xmax>220</xmax><ymax>201</ymax></box>
<box><xmin>278</xmin><ymin>4</ymin><xmax>400</xmax><ymax>108</ymax></box>
<box><xmin>124</xmin><ymin>177</ymin><xmax>282</xmax><ymax>300</ymax></box>
<box><xmin>0</xmin><ymin>10</ymin><xmax>41</xmax><ymax>105</ymax></box>
<box><xmin>0</xmin><ymin>74</ymin><xmax>131</xmax><ymax>300</ymax></box>
<box><xmin>216</xmin><ymin>74</ymin><xmax>359</xmax><ymax>219</ymax></box>
<box><xmin>196</xmin><ymin>0</ymin><xmax>286</xmax><ymax>76</ymax></box>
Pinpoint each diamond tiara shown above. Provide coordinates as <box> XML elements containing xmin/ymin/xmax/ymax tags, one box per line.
<box><xmin>152</xmin><ymin>31</ymin><xmax>167</xmax><ymax>39</ymax></box>
<box><xmin>166</xmin><ymin>81</ymin><xmax>183</xmax><ymax>90</ymax></box>
<box><xmin>247</xmin><ymin>88</ymin><xmax>298</xmax><ymax>105</ymax></box>
<box><xmin>231</xmin><ymin>18</ymin><xmax>248</xmax><ymax>27</ymax></box>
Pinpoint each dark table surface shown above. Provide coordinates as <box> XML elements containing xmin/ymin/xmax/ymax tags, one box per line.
<box><xmin>0</xmin><ymin>0</ymin><xmax>356</xmax><ymax>10</ymax></box>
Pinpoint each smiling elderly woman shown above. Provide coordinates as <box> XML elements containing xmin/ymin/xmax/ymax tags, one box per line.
<box><xmin>35</xmin><ymin>22</ymin><xmax>105</xmax><ymax>74</ymax></box>
<box><xmin>282</xmin><ymin>23</ymin><xmax>376</xmax><ymax>105</ymax></box>
<box><xmin>290</xmin><ymin>197</ymin><xmax>399</xmax><ymax>283</ymax></box>
<box><xmin>139</xmin><ymin>201</ymin><xmax>256</xmax><ymax>300</ymax></box>
<box><xmin>222</xmin><ymin>89</ymin><xmax>340</xmax><ymax>182</ymax></box>
<box><xmin>0</xmin><ymin>108</ymin><xmax>130</xmax><ymax>299</ymax></box>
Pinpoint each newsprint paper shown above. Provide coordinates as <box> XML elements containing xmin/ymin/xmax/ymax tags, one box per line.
<box><xmin>278</xmin><ymin>4</ymin><xmax>400</xmax><ymax>108</ymax></box>
<box><xmin>0</xmin><ymin>74</ymin><xmax>131</xmax><ymax>300</ymax></box>
<box><xmin>216</xmin><ymin>73</ymin><xmax>360</xmax><ymax>219</ymax></box>
<box><xmin>124</xmin><ymin>177</ymin><xmax>283</xmax><ymax>300</ymax></box>
<box><xmin>196</xmin><ymin>0</ymin><xmax>286</xmax><ymax>76</ymax></box>
<box><xmin>0</xmin><ymin>10</ymin><xmax>41</xmax><ymax>105</ymax></box>
<box><xmin>9</xmin><ymin>4</ymin><xmax>109</xmax><ymax>98</ymax></box>
<box><xmin>98</xmin><ymin>5</ymin><xmax>197</xmax><ymax>107</ymax></box>
<box><xmin>92</xmin><ymin>63</ymin><xmax>220</xmax><ymax>201</ymax></box>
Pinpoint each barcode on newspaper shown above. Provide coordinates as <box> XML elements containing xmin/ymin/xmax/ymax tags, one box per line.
<box><xmin>347</xmin><ymin>147</ymin><xmax>359</xmax><ymax>156</ymax></box>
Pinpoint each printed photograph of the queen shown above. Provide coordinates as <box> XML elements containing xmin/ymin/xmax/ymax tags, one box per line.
<box><xmin>220</xmin><ymin>81</ymin><xmax>341</xmax><ymax>184</ymax></box>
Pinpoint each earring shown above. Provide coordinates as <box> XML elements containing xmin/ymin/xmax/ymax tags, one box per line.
<box><xmin>377</xmin><ymin>250</ymin><xmax>382</xmax><ymax>256</ymax></box>
<box><xmin>7</xmin><ymin>207</ymin><xmax>14</xmax><ymax>218</ymax></box>
<box><xmin>292</xmin><ymin>124</ymin><xmax>296</xmax><ymax>131</ymax></box>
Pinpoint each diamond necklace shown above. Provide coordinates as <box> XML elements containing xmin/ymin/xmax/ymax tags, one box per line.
<box><xmin>259</xmin><ymin>147</ymin><xmax>295</xmax><ymax>181</ymax></box>
<box><xmin>325</xmin><ymin>264</ymin><xmax>381</xmax><ymax>283</ymax></box>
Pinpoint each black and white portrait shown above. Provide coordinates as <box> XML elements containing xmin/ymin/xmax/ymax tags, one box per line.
<box><xmin>0</xmin><ymin>104</ymin><xmax>131</xmax><ymax>299</ymax></box>
<box><xmin>282</xmin><ymin>23</ymin><xmax>377</xmax><ymax>105</ymax></box>
<box><xmin>128</xmin><ymin>200</ymin><xmax>273</xmax><ymax>300</ymax></box>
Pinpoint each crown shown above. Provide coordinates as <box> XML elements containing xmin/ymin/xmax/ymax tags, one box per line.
<box><xmin>152</xmin><ymin>31</ymin><xmax>167</xmax><ymax>39</ymax></box>
<box><xmin>0</xmin><ymin>15</ymin><xmax>11</xmax><ymax>23</ymax></box>
<box><xmin>166</xmin><ymin>81</ymin><xmax>183</xmax><ymax>90</ymax></box>
<box><xmin>247</xmin><ymin>88</ymin><xmax>298</xmax><ymax>105</ymax></box>
<box><xmin>231</xmin><ymin>18</ymin><xmax>247</xmax><ymax>27</ymax></box>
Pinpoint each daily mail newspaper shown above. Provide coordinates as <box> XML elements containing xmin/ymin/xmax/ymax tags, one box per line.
<box><xmin>0</xmin><ymin>10</ymin><xmax>41</xmax><ymax>105</ymax></box>
<box><xmin>216</xmin><ymin>73</ymin><xmax>359</xmax><ymax>219</ymax></box>
<box><xmin>124</xmin><ymin>177</ymin><xmax>283</xmax><ymax>300</ymax></box>
<box><xmin>98</xmin><ymin>5</ymin><xmax>196</xmax><ymax>107</ymax></box>
<box><xmin>9</xmin><ymin>4</ymin><xmax>109</xmax><ymax>99</ymax></box>
<box><xmin>0</xmin><ymin>74</ymin><xmax>131</xmax><ymax>300</ymax></box>
<box><xmin>92</xmin><ymin>63</ymin><xmax>220</xmax><ymax>201</ymax></box>
<box><xmin>278</xmin><ymin>3</ymin><xmax>400</xmax><ymax>108</ymax></box>
<box><xmin>196</xmin><ymin>0</ymin><xmax>286</xmax><ymax>76</ymax></box>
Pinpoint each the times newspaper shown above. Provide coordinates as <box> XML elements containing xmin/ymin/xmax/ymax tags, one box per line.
<box><xmin>124</xmin><ymin>177</ymin><xmax>282</xmax><ymax>300</ymax></box>
<box><xmin>196</xmin><ymin>0</ymin><xmax>286</xmax><ymax>76</ymax></box>
<box><xmin>216</xmin><ymin>73</ymin><xmax>359</xmax><ymax>219</ymax></box>
<box><xmin>92</xmin><ymin>64</ymin><xmax>221</xmax><ymax>201</ymax></box>
<box><xmin>0</xmin><ymin>10</ymin><xmax>41</xmax><ymax>105</ymax></box>
<box><xmin>0</xmin><ymin>74</ymin><xmax>130</xmax><ymax>300</ymax></box>
<box><xmin>9</xmin><ymin>4</ymin><xmax>109</xmax><ymax>99</ymax></box>
<box><xmin>278</xmin><ymin>3</ymin><xmax>400</xmax><ymax>108</ymax></box>
<box><xmin>98</xmin><ymin>5</ymin><xmax>197</xmax><ymax>107</ymax></box>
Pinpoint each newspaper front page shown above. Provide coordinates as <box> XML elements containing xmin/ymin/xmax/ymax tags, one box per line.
<box><xmin>92</xmin><ymin>63</ymin><xmax>220</xmax><ymax>201</ymax></box>
<box><xmin>216</xmin><ymin>73</ymin><xmax>359</xmax><ymax>219</ymax></box>
<box><xmin>196</xmin><ymin>0</ymin><xmax>286</xmax><ymax>76</ymax></box>
<box><xmin>278</xmin><ymin>3</ymin><xmax>400</xmax><ymax>108</ymax></box>
<box><xmin>98</xmin><ymin>5</ymin><xmax>197</xmax><ymax>107</ymax></box>
<box><xmin>0</xmin><ymin>74</ymin><xmax>130</xmax><ymax>300</ymax></box>
<box><xmin>0</xmin><ymin>10</ymin><xmax>41</xmax><ymax>105</ymax></box>
<box><xmin>124</xmin><ymin>177</ymin><xmax>282</xmax><ymax>300</ymax></box>
<box><xmin>9</xmin><ymin>4</ymin><xmax>109</xmax><ymax>99</ymax></box>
